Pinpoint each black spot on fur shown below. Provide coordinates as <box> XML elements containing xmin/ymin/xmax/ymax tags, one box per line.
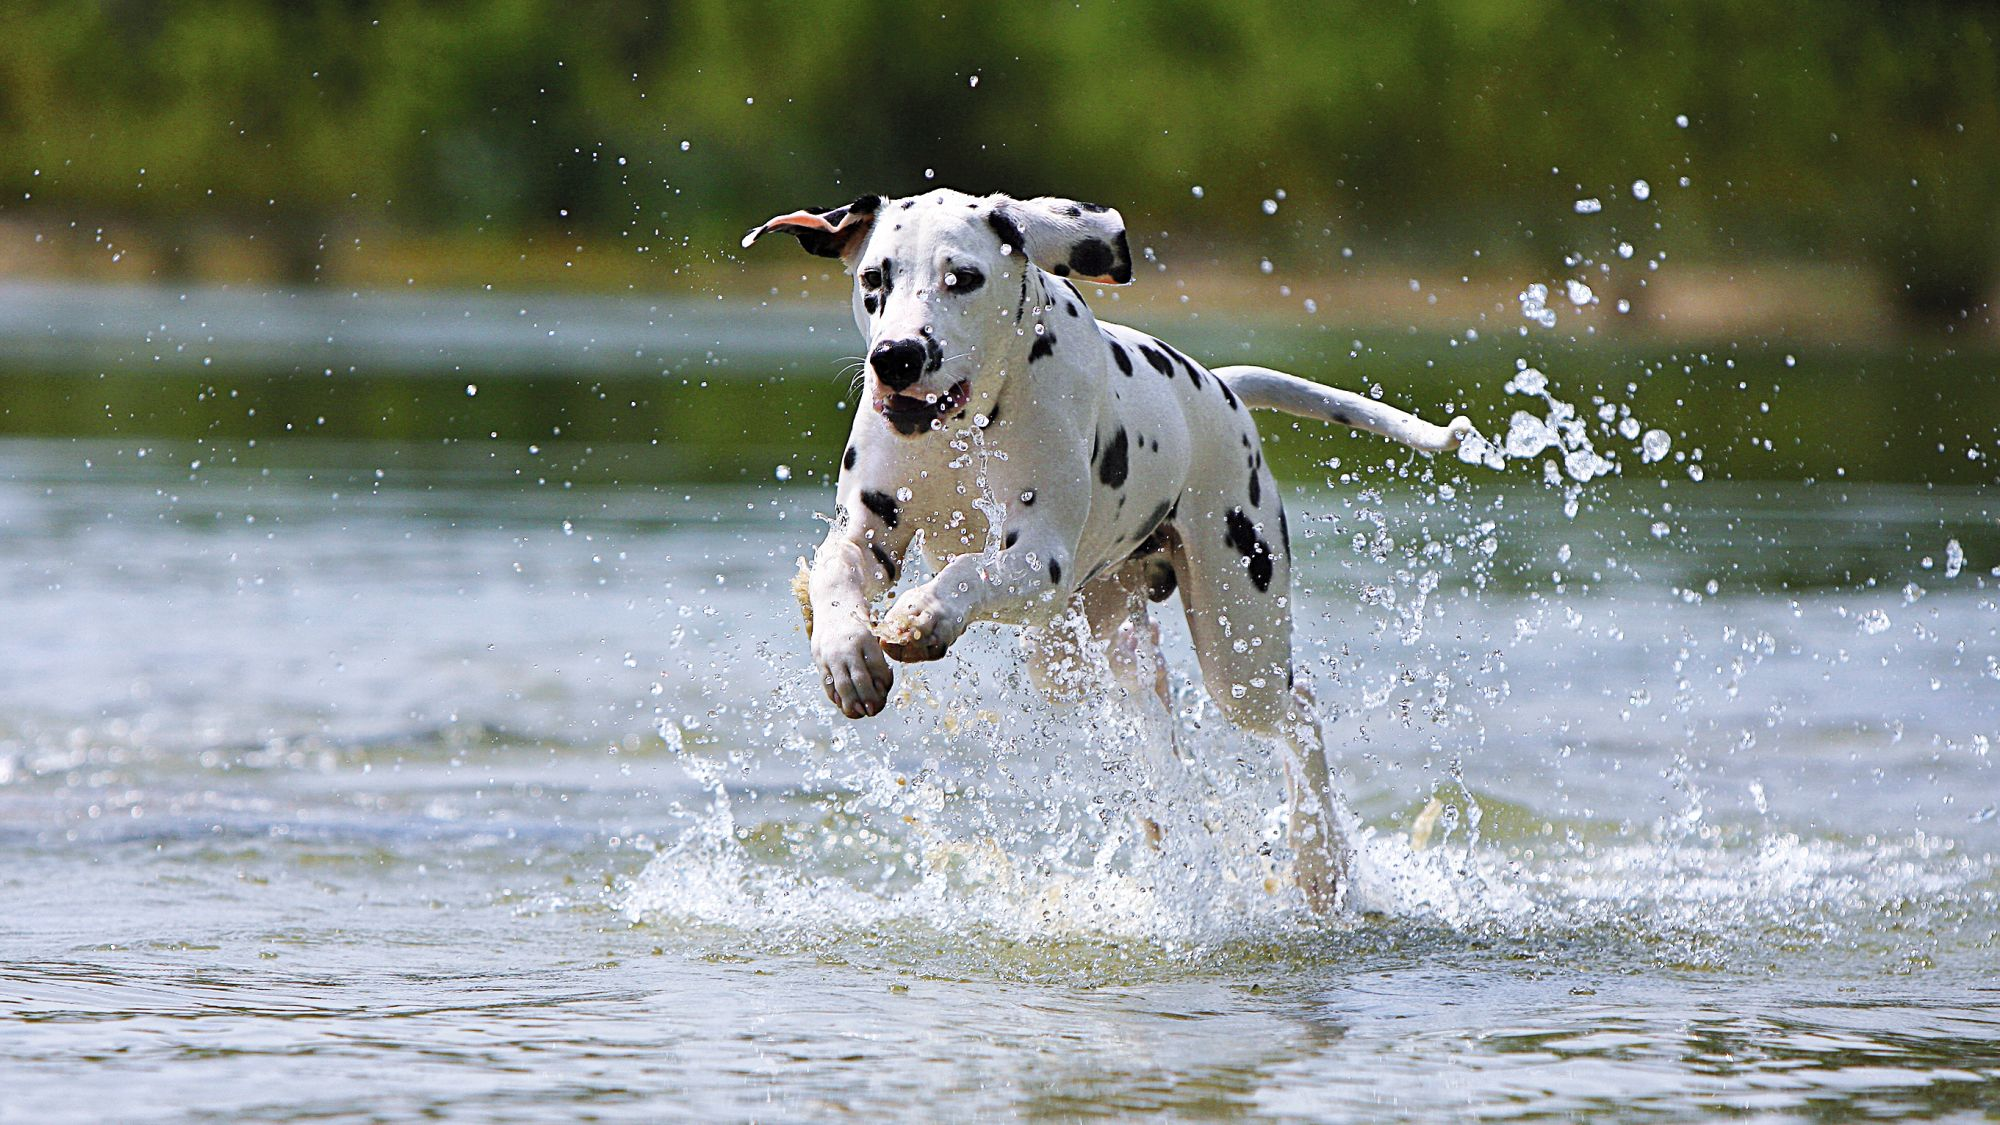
<box><xmin>1176</xmin><ymin>351</ymin><xmax>1205</xmax><ymax>389</ymax></box>
<box><xmin>1029</xmin><ymin>333</ymin><xmax>1056</xmax><ymax>363</ymax></box>
<box><xmin>1278</xmin><ymin>502</ymin><xmax>1291</xmax><ymax>553</ymax></box>
<box><xmin>1220</xmin><ymin>380</ymin><xmax>1240</xmax><ymax>410</ymax></box>
<box><xmin>1225</xmin><ymin>507</ymin><xmax>1275</xmax><ymax>592</ymax></box>
<box><xmin>1076</xmin><ymin>201</ymin><xmax>1110</xmax><ymax>213</ymax></box>
<box><xmin>986</xmin><ymin>209</ymin><xmax>1026</xmax><ymax>254</ymax></box>
<box><xmin>1098</xmin><ymin>428</ymin><xmax>1129</xmax><ymax>487</ymax></box>
<box><xmin>870</xmin><ymin>543</ymin><xmax>898</xmax><ymax>581</ymax></box>
<box><xmin>1107</xmin><ymin>232</ymin><xmax>1133</xmax><ymax>284</ymax></box>
<box><xmin>1110</xmin><ymin>340</ymin><xmax>1133</xmax><ymax>376</ymax></box>
<box><xmin>899</xmin><ymin>199</ymin><xmax>915</xmax><ymax>210</ymax></box>
<box><xmin>1015</xmin><ymin>273</ymin><xmax>1028</xmax><ymax>322</ymax></box>
<box><xmin>863</xmin><ymin>294</ymin><xmax>879</xmax><ymax>316</ymax></box>
<box><xmin>860</xmin><ymin>489</ymin><xmax>900</xmax><ymax>529</ymax></box>
<box><xmin>1048</xmin><ymin>558</ymin><xmax>1063</xmax><ymax>585</ymax></box>
<box><xmin>1004</xmin><ymin>529</ymin><xmax>1019</xmax><ymax>549</ymax></box>
<box><xmin>982</xmin><ymin>402</ymin><xmax>1000</xmax><ymax>425</ymax></box>
<box><xmin>843</xmin><ymin>445</ymin><xmax>857</xmax><ymax>470</ymax></box>
<box><xmin>1069</xmin><ymin>239</ymin><xmax>1114</xmax><ymax>280</ymax></box>
<box><xmin>1248</xmin><ymin>466</ymin><xmax>1261</xmax><ymax>507</ymax></box>
<box><xmin>1140</xmin><ymin>346</ymin><xmax>1173</xmax><ymax>377</ymax></box>
<box><xmin>1066</xmin><ymin>302</ymin><xmax>1078</xmax><ymax>317</ymax></box>
<box><xmin>1060</xmin><ymin>204</ymin><xmax>1081</xmax><ymax>218</ymax></box>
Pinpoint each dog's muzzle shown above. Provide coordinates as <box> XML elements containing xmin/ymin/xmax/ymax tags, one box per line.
<box><xmin>869</xmin><ymin>338</ymin><xmax>927</xmax><ymax>391</ymax></box>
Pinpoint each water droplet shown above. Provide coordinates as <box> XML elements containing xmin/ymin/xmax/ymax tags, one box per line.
<box><xmin>774</xmin><ymin>464</ymin><xmax>792</xmax><ymax>482</ymax></box>
<box><xmin>1674</xmin><ymin>113</ymin><xmax>1689</xmax><ymax>128</ymax></box>
<box><xmin>1190</xmin><ymin>185</ymin><xmax>1204</xmax><ymax>199</ymax></box>
<box><xmin>1631</xmin><ymin>179</ymin><xmax>1652</xmax><ymax>201</ymax></box>
<box><xmin>1260</xmin><ymin>198</ymin><xmax>1278</xmax><ymax>215</ymax></box>
<box><xmin>465</xmin><ymin>383</ymin><xmax>477</xmax><ymax>396</ymax></box>
<box><xmin>1640</xmin><ymin>429</ymin><xmax>1672</xmax><ymax>463</ymax></box>
<box><xmin>1574</xmin><ymin>197</ymin><xmax>1602</xmax><ymax>214</ymax></box>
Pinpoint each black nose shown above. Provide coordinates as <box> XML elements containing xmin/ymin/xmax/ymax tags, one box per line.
<box><xmin>870</xmin><ymin>338</ymin><xmax>927</xmax><ymax>391</ymax></box>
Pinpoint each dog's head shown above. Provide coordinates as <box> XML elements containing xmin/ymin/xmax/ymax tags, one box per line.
<box><xmin>744</xmin><ymin>188</ymin><xmax>1132</xmax><ymax>435</ymax></box>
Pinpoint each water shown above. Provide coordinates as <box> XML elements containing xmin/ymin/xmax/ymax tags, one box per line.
<box><xmin>3</xmin><ymin>424</ymin><xmax>1997</xmax><ymax>1121</ymax></box>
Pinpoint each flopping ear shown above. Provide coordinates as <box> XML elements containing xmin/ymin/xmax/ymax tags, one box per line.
<box><xmin>986</xmin><ymin>196</ymin><xmax>1133</xmax><ymax>284</ymax></box>
<box><xmin>742</xmin><ymin>194</ymin><xmax>881</xmax><ymax>261</ymax></box>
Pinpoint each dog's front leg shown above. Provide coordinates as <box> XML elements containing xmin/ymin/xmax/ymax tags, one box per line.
<box><xmin>877</xmin><ymin>523</ymin><xmax>1078</xmax><ymax>664</ymax></box>
<box><xmin>807</xmin><ymin>522</ymin><xmax>902</xmax><ymax>719</ymax></box>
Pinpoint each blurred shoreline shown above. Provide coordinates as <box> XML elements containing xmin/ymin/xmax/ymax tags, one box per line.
<box><xmin>2</xmin><ymin>228</ymin><xmax>1994</xmax><ymax>381</ymax></box>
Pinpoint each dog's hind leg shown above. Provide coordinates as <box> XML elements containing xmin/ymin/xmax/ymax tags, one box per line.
<box><xmin>1166</xmin><ymin>489</ymin><xmax>1348</xmax><ymax>913</ymax></box>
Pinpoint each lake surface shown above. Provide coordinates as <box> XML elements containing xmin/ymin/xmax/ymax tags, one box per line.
<box><xmin>2</xmin><ymin>418</ymin><xmax>1995</xmax><ymax>1121</ymax></box>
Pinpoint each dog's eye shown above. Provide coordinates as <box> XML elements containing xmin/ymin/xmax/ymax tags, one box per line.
<box><xmin>859</xmin><ymin>267</ymin><xmax>884</xmax><ymax>290</ymax></box>
<box><xmin>943</xmin><ymin>268</ymin><xmax>984</xmax><ymax>294</ymax></box>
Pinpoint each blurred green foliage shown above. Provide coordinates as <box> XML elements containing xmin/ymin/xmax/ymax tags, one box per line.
<box><xmin>1</xmin><ymin>1</ymin><xmax>1997</xmax><ymax>311</ymax></box>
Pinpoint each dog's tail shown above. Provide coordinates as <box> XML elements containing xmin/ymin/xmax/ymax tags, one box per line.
<box><xmin>1214</xmin><ymin>365</ymin><xmax>1472</xmax><ymax>454</ymax></box>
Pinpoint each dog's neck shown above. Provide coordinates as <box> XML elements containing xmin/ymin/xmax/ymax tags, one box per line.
<box><xmin>965</xmin><ymin>265</ymin><xmax>1063</xmax><ymax>423</ymax></box>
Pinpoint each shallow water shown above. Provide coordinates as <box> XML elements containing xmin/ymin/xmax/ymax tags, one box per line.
<box><xmin>2</xmin><ymin>435</ymin><xmax>1996</xmax><ymax>1122</ymax></box>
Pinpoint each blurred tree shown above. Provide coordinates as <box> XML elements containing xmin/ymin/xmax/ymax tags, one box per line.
<box><xmin>0</xmin><ymin>0</ymin><xmax>1993</xmax><ymax>316</ymax></box>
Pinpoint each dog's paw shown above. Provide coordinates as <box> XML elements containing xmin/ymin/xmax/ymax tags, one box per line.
<box><xmin>876</xmin><ymin>590</ymin><xmax>963</xmax><ymax>663</ymax></box>
<box><xmin>812</xmin><ymin>625</ymin><xmax>894</xmax><ymax>719</ymax></box>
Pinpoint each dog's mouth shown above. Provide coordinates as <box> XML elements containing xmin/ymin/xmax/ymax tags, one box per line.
<box><xmin>876</xmin><ymin>380</ymin><xmax>971</xmax><ymax>435</ymax></box>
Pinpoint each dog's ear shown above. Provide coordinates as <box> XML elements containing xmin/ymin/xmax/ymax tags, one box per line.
<box><xmin>742</xmin><ymin>195</ymin><xmax>881</xmax><ymax>262</ymax></box>
<box><xmin>986</xmin><ymin>196</ymin><xmax>1133</xmax><ymax>285</ymax></box>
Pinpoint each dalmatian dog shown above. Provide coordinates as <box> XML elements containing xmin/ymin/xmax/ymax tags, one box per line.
<box><xmin>744</xmin><ymin>188</ymin><xmax>1470</xmax><ymax>911</ymax></box>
